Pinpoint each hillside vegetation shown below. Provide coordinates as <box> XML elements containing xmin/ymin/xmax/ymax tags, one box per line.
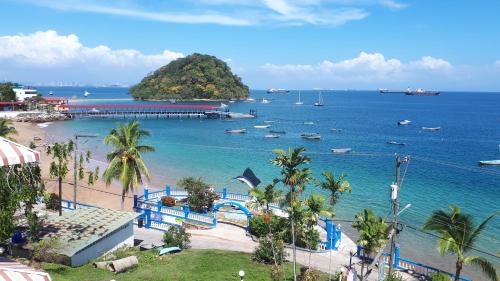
<box><xmin>130</xmin><ymin>54</ymin><xmax>249</xmax><ymax>100</ymax></box>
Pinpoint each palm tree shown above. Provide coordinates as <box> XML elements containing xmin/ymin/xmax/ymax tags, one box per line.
<box><xmin>304</xmin><ymin>194</ymin><xmax>333</xmax><ymax>266</ymax></box>
<box><xmin>317</xmin><ymin>171</ymin><xmax>351</xmax><ymax>206</ymax></box>
<box><xmin>423</xmin><ymin>205</ymin><xmax>498</xmax><ymax>281</ymax></box>
<box><xmin>352</xmin><ymin>208</ymin><xmax>390</xmax><ymax>281</ymax></box>
<box><xmin>0</xmin><ymin>119</ymin><xmax>17</xmax><ymax>140</ymax></box>
<box><xmin>103</xmin><ymin>121</ymin><xmax>154</xmax><ymax>210</ymax></box>
<box><xmin>272</xmin><ymin>147</ymin><xmax>311</xmax><ymax>281</ymax></box>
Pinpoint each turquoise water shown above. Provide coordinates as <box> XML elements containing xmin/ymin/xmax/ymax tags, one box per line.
<box><xmin>39</xmin><ymin>87</ymin><xmax>500</xmax><ymax>276</ymax></box>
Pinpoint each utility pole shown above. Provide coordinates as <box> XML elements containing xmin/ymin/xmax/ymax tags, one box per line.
<box><xmin>389</xmin><ymin>155</ymin><xmax>401</xmax><ymax>274</ymax></box>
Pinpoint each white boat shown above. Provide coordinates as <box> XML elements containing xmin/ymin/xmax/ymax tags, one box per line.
<box><xmin>84</xmin><ymin>90</ymin><xmax>91</xmax><ymax>97</ymax></box>
<box><xmin>265</xmin><ymin>134</ymin><xmax>280</xmax><ymax>139</ymax></box>
<box><xmin>229</xmin><ymin>100</ymin><xmax>236</xmax><ymax>103</ymax></box>
<box><xmin>331</xmin><ymin>148</ymin><xmax>352</xmax><ymax>154</ymax></box>
<box><xmin>478</xmin><ymin>160</ymin><xmax>500</xmax><ymax>166</ymax></box>
<box><xmin>267</xmin><ymin>88</ymin><xmax>289</xmax><ymax>94</ymax></box>
<box><xmin>90</xmin><ymin>108</ymin><xmax>100</xmax><ymax>113</ymax></box>
<box><xmin>264</xmin><ymin>120</ymin><xmax>274</xmax><ymax>123</ymax></box>
<box><xmin>262</xmin><ymin>98</ymin><xmax>271</xmax><ymax>104</ymax></box>
<box><xmin>220</xmin><ymin>103</ymin><xmax>228</xmax><ymax>108</ymax></box>
<box><xmin>254</xmin><ymin>125</ymin><xmax>271</xmax><ymax>129</ymax></box>
<box><xmin>398</xmin><ymin>119</ymin><xmax>411</xmax><ymax>126</ymax></box>
<box><xmin>301</xmin><ymin>133</ymin><xmax>321</xmax><ymax>140</ymax></box>
<box><xmin>295</xmin><ymin>91</ymin><xmax>303</xmax><ymax>105</ymax></box>
<box><xmin>48</xmin><ymin>91</ymin><xmax>54</xmax><ymax>96</ymax></box>
<box><xmin>225</xmin><ymin>129</ymin><xmax>247</xmax><ymax>134</ymax></box>
<box><xmin>169</xmin><ymin>99</ymin><xmax>176</xmax><ymax>104</ymax></box>
<box><xmin>314</xmin><ymin>91</ymin><xmax>324</xmax><ymax>106</ymax></box>
<box><xmin>246</xmin><ymin>97</ymin><xmax>255</xmax><ymax>102</ymax></box>
<box><xmin>303</xmin><ymin>121</ymin><xmax>314</xmax><ymax>125</ymax></box>
<box><xmin>330</xmin><ymin>128</ymin><xmax>342</xmax><ymax>132</ymax></box>
<box><xmin>422</xmin><ymin>126</ymin><xmax>441</xmax><ymax>131</ymax></box>
<box><xmin>387</xmin><ymin>141</ymin><xmax>405</xmax><ymax>146</ymax></box>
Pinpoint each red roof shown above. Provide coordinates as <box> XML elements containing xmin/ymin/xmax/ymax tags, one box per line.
<box><xmin>43</xmin><ymin>97</ymin><xmax>66</xmax><ymax>101</ymax></box>
<box><xmin>0</xmin><ymin>102</ymin><xmax>25</xmax><ymax>105</ymax></box>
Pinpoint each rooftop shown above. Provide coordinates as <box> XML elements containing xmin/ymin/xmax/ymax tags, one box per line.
<box><xmin>41</xmin><ymin>207</ymin><xmax>138</xmax><ymax>257</ymax></box>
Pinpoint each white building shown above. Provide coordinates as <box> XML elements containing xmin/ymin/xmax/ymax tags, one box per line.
<box><xmin>13</xmin><ymin>88</ymin><xmax>38</xmax><ymax>101</ymax></box>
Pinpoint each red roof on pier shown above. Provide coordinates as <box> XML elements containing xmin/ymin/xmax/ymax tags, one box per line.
<box><xmin>60</xmin><ymin>104</ymin><xmax>219</xmax><ymax>109</ymax></box>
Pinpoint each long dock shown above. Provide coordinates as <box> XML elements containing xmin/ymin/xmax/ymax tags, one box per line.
<box><xmin>60</xmin><ymin>104</ymin><xmax>224</xmax><ymax>119</ymax></box>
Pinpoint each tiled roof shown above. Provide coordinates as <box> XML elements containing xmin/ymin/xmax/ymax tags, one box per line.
<box><xmin>41</xmin><ymin>207</ymin><xmax>138</xmax><ymax>257</ymax></box>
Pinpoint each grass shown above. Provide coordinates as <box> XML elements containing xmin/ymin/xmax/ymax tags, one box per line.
<box><xmin>42</xmin><ymin>248</ymin><xmax>331</xmax><ymax>281</ymax></box>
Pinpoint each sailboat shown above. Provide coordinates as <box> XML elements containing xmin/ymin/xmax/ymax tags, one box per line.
<box><xmin>314</xmin><ymin>91</ymin><xmax>324</xmax><ymax>106</ymax></box>
<box><xmin>295</xmin><ymin>91</ymin><xmax>303</xmax><ymax>105</ymax></box>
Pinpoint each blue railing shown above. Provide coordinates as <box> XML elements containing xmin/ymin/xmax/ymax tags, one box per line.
<box><xmin>356</xmin><ymin>246</ymin><xmax>471</xmax><ymax>281</ymax></box>
<box><xmin>61</xmin><ymin>199</ymin><xmax>97</xmax><ymax>210</ymax></box>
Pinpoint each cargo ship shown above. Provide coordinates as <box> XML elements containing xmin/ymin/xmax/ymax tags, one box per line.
<box><xmin>405</xmin><ymin>88</ymin><xmax>440</xmax><ymax>96</ymax></box>
<box><xmin>267</xmin><ymin>88</ymin><xmax>290</xmax><ymax>94</ymax></box>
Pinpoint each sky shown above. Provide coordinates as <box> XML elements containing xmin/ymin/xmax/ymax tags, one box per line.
<box><xmin>0</xmin><ymin>0</ymin><xmax>499</xmax><ymax>91</ymax></box>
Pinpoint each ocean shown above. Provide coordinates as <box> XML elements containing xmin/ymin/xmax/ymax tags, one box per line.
<box><xmin>38</xmin><ymin>87</ymin><xmax>500</xmax><ymax>278</ymax></box>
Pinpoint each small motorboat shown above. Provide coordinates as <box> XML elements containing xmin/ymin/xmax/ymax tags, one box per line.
<box><xmin>261</xmin><ymin>98</ymin><xmax>271</xmax><ymax>104</ymax></box>
<box><xmin>83</xmin><ymin>90</ymin><xmax>91</xmax><ymax>97</ymax></box>
<box><xmin>264</xmin><ymin>120</ymin><xmax>274</xmax><ymax>123</ymax></box>
<box><xmin>169</xmin><ymin>99</ymin><xmax>176</xmax><ymax>104</ymax></box>
<box><xmin>229</xmin><ymin>100</ymin><xmax>236</xmax><ymax>103</ymax></box>
<box><xmin>269</xmin><ymin>130</ymin><xmax>286</xmax><ymax>134</ymax></box>
<box><xmin>254</xmin><ymin>125</ymin><xmax>271</xmax><ymax>129</ymax></box>
<box><xmin>331</xmin><ymin>148</ymin><xmax>352</xmax><ymax>154</ymax></box>
<box><xmin>220</xmin><ymin>103</ymin><xmax>228</xmax><ymax>108</ymax></box>
<box><xmin>478</xmin><ymin>160</ymin><xmax>500</xmax><ymax>166</ymax></box>
<box><xmin>48</xmin><ymin>91</ymin><xmax>54</xmax><ymax>96</ymax></box>
<box><xmin>422</xmin><ymin>126</ymin><xmax>441</xmax><ymax>131</ymax></box>
<box><xmin>387</xmin><ymin>141</ymin><xmax>406</xmax><ymax>146</ymax></box>
<box><xmin>90</xmin><ymin>108</ymin><xmax>99</xmax><ymax>113</ymax></box>
<box><xmin>303</xmin><ymin>121</ymin><xmax>315</xmax><ymax>125</ymax></box>
<box><xmin>265</xmin><ymin>134</ymin><xmax>280</xmax><ymax>139</ymax></box>
<box><xmin>330</xmin><ymin>128</ymin><xmax>342</xmax><ymax>132</ymax></box>
<box><xmin>246</xmin><ymin>97</ymin><xmax>255</xmax><ymax>102</ymax></box>
<box><xmin>398</xmin><ymin>119</ymin><xmax>411</xmax><ymax>126</ymax></box>
<box><xmin>225</xmin><ymin>129</ymin><xmax>247</xmax><ymax>134</ymax></box>
<box><xmin>301</xmin><ymin>133</ymin><xmax>321</xmax><ymax>140</ymax></box>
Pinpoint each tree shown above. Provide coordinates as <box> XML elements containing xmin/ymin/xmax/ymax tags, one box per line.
<box><xmin>352</xmin><ymin>209</ymin><xmax>390</xmax><ymax>281</ymax></box>
<box><xmin>423</xmin><ymin>205</ymin><xmax>498</xmax><ymax>281</ymax></box>
<box><xmin>0</xmin><ymin>82</ymin><xmax>17</xmax><ymax>102</ymax></box>
<box><xmin>272</xmin><ymin>147</ymin><xmax>312</xmax><ymax>281</ymax></box>
<box><xmin>178</xmin><ymin>177</ymin><xmax>218</xmax><ymax>213</ymax></box>
<box><xmin>317</xmin><ymin>171</ymin><xmax>351</xmax><ymax>206</ymax></box>
<box><xmin>47</xmin><ymin>141</ymin><xmax>97</xmax><ymax>215</ymax></box>
<box><xmin>248</xmin><ymin>179</ymin><xmax>282</xmax><ymax>214</ymax></box>
<box><xmin>0</xmin><ymin>119</ymin><xmax>18</xmax><ymax>140</ymax></box>
<box><xmin>163</xmin><ymin>225</ymin><xmax>191</xmax><ymax>249</ymax></box>
<box><xmin>103</xmin><ymin>121</ymin><xmax>154</xmax><ymax>210</ymax></box>
<box><xmin>304</xmin><ymin>194</ymin><xmax>333</xmax><ymax>266</ymax></box>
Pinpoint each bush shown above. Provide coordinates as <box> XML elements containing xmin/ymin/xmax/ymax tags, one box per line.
<box><xmin>163</xmin><ymin>226</ymin><xmax>191</xmax><ymax>249</ymax></box>
<box><xmin>44</xmin><ymin>193</ymin><xmax>60</xmax><ymax>211</ymax></box>
<box><xmin>252</xmin><ymin>236</ymin><xmax>286</xmax><ymax>265</ymax></box>
<box><xmin>298</xmin><ymin>267</ymin><xmax>321</xmax><ymax>281</ymax></box>
<box><xmin>430</xmin><ymin>272</ymin><xmax>451</xmax><ymax>281</ymax></box>
<box><xmin>270</xmin><ymin>265</ymin><xmax>283</xmax><ymax>281</ymax></box>
<box><xmin>161</xmin><ymin>196</ymin><xmax>175</xmax><ymax>207</ymax></box>
<box><xmin>249</xmin><ymin>215</ymin><xmax>289</xmax><ymax>239</ymax></box>
<box><xmin>178</xmin><ymin>177</ymin><xmax>219</xmax><ymax>213</ymax></box>
<box><xmin>384</xmin><ymin>272</ymin><xmax>404</xmax><ymax>281</ymax></box>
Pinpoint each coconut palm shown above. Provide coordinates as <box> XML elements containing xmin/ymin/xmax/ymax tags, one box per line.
<box><xmin>352</xmin><ymin>208</ymin><xmax>390</xmax><ymax>281</ymax></box>
<box><xmin>272</xmin><ymin>147</ymin><xmax>311</xmax><ymax>281</ymax></box>
<box><xmin>317</xmin><ymin>171</ymin><xmax>351</xmax><ymax>206</ymax></box>
<box><xmin>103</xmin><ymin>121</ymin><xmax>154</xmax><ymax>210</ymax></box>
<box><xmin>248</xmin><ymin>179</ymin><xmax>281</xmax><ymax>214</ymax></box>
<box><xmin>0</xmin><ymin>119</ymin><xmax>17</xmax><ymax>140</ymax></box>
<box><xmin>423</xmin><ymin>205</ymin><xmax>498</xmax><ymax>281</ymax></box>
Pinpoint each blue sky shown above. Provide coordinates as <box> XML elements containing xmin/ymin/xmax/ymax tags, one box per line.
<box><xmin>0</xmin><ymin>0</ymin><xmax>499</xmax><ymax>90</ymax></box>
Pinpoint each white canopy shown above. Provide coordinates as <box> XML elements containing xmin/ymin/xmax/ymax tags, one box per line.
<box><xmin>0</xmin><ymin>137</ymin><xmax>40</xmax><ymax>167</ymax></box>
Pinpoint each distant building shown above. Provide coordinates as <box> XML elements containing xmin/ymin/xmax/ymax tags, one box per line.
<box><xmin>40</xmin><ymin>207</ymin><xmax>138</xmax><ymax>267</ymax></box>
<box><xmin>40</xmin><ymin>97</ymin><xmax>68</xmax><ymax>111</ymax></box>
<box><xmin>0</xmin><ymin>101</ymin><xmax>27</xmax><ymax>111</ymax></box>
<box><xmin>13</xmin><ymin>88</ymin><xmax>38</xmax><ymax>101</ymax></box>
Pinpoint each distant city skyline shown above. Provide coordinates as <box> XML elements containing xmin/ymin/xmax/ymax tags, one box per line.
<box><xmin>0</xmin><ymin>0</ymin><xmax>499</xmax><ymax>91</ymax></box>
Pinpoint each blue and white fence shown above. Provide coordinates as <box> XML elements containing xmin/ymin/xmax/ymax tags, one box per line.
<box><xmin>356</xmin><ymin>246</ymin><xmax>471</xmax><ymax>281</ymax></box>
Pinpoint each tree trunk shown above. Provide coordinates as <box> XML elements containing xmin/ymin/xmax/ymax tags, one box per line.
<box><xmin>290</xmin><ymin>186</ymin><xmax>297</xmax><ymax>281</ymax></box>
<box><xmin>121</xmin><ymin>188</ymin><xmax>126</xmax><ymax>211</ymax></box>
<box><xmin>360</xmin><ymin>262</ymin><xmax>365</xmax><ymax>281</ymax></box>
<box><xmin>58</xmin><ymin>176</ymin><xmax>62</xmax><ymax>216</ymax></box>
<box><xmin>454</xmin><ymin>259</ymin><xmax>463</xmax><ymax>281</ymax></box>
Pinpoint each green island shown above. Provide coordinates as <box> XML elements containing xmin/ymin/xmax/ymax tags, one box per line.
<box><xmin>129</xmin><ymin>53</ymin><xmax>249</xmax><ymax>101</ymax></box>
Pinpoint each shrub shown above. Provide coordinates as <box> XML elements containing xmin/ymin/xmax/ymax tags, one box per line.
<box><xmin>178</xmin><ymin>177</ymin><xmax>219</xmax><ymax>213</ymax></box>
<box><xmin>249</xmin><ymin>215</ymin><xmax>289</xmax><ymax>240</ymax></box>
<box><xmin>163</xmin><ymin>226</ymin><xmax>191</xmax><ymax>249</ymax></box>
<box><xmin>30</xmin><ymin>237</ymin><xmax>61</xmax><ymax>264</ymax></box>
<box><xmin>298</xmin><ymin>267</ymin><xmax>321</xmax><ymax>281</ymax></box>
<box><xmin>252</xmin><ymin>236</ymin><xmax>286</xmax><ymax>265</ymax></box>
<box><xmin>44</xmin><ymin>193</ymin><xmax>60</xmax><ymax>211</ymax></box>
<box><xmin>430</xmin><ymin>272</ymin><xmax>451</xmax><ymax>281</ymax></box>
<box><xmin>270</xmin><ymin>265</ymin><xmax>283</xmax><ymax>281</ymax></box>
<box><xmin>161</xmin><ymin>196</ymin><xmax>175</xmax><ymax>207</ymax></box>
<box><xmin>384</xmin><ymin>272</ymin><xmax>404</xmax><ymax>281</ymax></box>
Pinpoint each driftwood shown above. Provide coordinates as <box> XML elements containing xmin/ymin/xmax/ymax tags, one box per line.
<box><xmin>93</xmin><ymin>261</ymin><xmax>111</xmax><ymax>269</ymax></box>
<box><xmin>106</xmin><ymin>256</ymin><xmax>138</xmax><ymax>273</ymax></box>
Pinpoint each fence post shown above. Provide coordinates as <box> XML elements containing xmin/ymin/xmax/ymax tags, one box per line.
<box><xmin>182</xmin><ymin>204</ymin><xmax>190</xmax><ymax>218</ymax></box>
<box><xmin>145</xmin><ymin>208</ymin><xmax>151</xmax><ymax>228</ymax></box>
<box><xmin>213</xmin><ymin>210</ymin><xmax>218</xmax><ymax>225</ymax></box>
<box><xmin>222</xmin><ymin>187</ymin><xmax>227</xmax><ymax>199</ymax></box>
<box><xmin>144</xmin><ymin>187</ymin><xmax>149</xmax><ymax>200</ymax></box>
<box><xmin>133</xmin><ymin>195</ymin><xmax>138</xmax><ymax>209</ymax></box>
<box><xmin>394</xmin><ymin>245</ymin><xmax>400</xmax><ymax>268</ymax></box>
<box><xmin>325</xmin><ymin>217</ymin><xmax>332</xmax><ymax>250</ymax></box>
<box><xmin>165</xmin><ymin>185</ymin><xmax>171</xmax><ymax>197</ymax></box>
<box><xmin>356</xmin><ymin>245</ymin><xmax>361</xmax><ymax>257</ymax></box>
<box><xmin>157</xmin><ymin>200</ymin><xmax>162</xmax><ymax>212</ymax></box>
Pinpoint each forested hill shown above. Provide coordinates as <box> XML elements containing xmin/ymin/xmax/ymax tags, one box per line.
<box><xmin>129</xmin><ymin>53</ymin><xmax>249</xmax><ymax>100</ymax></box>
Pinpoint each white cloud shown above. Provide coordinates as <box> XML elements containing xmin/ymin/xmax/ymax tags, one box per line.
<box><xmin>379</xmin><ymin>0</ymin><xmax>407</xmax><ymax>9</ymax></box>
<box><xmin>409</xmin><ymin>56</ymin><xmax>452</xmax><ymax>71</ymax></box>
<box><xmin>496</xmin><ymin>60</ymin><xmax>500</xmax><ymax>67</ymax></box>
<box><xmin>0</xmin><ymin>30</ymin><xmax>184</xmax><ymax>85</ymax></box>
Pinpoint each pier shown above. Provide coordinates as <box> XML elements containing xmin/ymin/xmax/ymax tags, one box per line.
<box><xmin>60</xmin><ymin>104</ymin><xmax>224</xmax><ymax>119</ymax></box>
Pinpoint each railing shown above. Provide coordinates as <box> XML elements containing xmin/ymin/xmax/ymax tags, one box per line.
<box><xmin>61</xmin><ymin>199</ymin><xmax>97</xmax><ymax>210</ymax></box>
<box><xmin>356</xmin><ymin>246</ymin><xmax>471</xmax><ymax>281</ymax></box>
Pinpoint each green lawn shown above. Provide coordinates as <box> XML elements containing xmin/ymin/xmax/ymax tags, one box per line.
<box><xmin>42</xmin><ymin>248</ymin><xmax>330</xmax><ymax>281</ymax></box>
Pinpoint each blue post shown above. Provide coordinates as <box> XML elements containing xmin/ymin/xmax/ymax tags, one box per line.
<box><xmin>394</xmin><ymin>245</ymin><xmax>400</xmax><ymax>268</ymax></box>
<box><xmin>213</xmin><ymin>210</ymin><xmax>218</xmax><ymax>225</ymax></box>
<box><xmin>145</xmin><ymin>208</ymin><xmax>151</xmax><ymax>228</ymax></box>
<box><xmin>133</xmin><ymin>195</ymin><xmax>138</xmax><ymax>209</ymax></box>
<box><xmin>356</xmin><ymin>245</ymin><xmax>361</xmax><ymax>257</ymax></box>
<box><xmin>182</xmin><ymin>204</ymin><xmax>190</xmax><ymax>218</ymax></box>
<box><xmin>336</xmin><ymin>224</ymin><xmax>342</xmax><ymax>248</ymax></box>
<box><xmin>165</xmin><ymin>185</ymin><xmax>171</xmax><ymax>196</ymax></box>
<box><xmin>222</xmin><ymin>187</ymin><xmax>227</xmax><ymax>199</ymax></box>
<box><xmin>157</xmin><ymin>200</ymin><xmax>162</xmax><ymax>212</ymax></box>
<box><xmin>325</xmin><ymin>218</ymin><xmax>332</xmax><ymax>250</ymax></box>
<box><xmin>144</xmin><ymin>187</ymin><xmax>149</xmax><ymax>200</ymax></box>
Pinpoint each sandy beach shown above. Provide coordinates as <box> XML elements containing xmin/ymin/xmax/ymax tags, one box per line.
<box><xmin>14</xmin><ymin>121</ymin><xmax>135</xmax><ymax>211</ymax></box>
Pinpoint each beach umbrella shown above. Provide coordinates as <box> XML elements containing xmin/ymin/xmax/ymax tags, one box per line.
<box><xmin>0</xmin><ymin>137</ymin><xmax>40</xmax><ymax>167</ymax></box>
<box><xmin>234</xmin><ymin>168</ymin><xmax>261</xmax><ymax>188</ymax></box>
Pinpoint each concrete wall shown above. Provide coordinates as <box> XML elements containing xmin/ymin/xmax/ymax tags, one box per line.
<box><xmin>70</xmin><ymin>221</ymin><xmax>135</xmax><ymax>267</ymax></box>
